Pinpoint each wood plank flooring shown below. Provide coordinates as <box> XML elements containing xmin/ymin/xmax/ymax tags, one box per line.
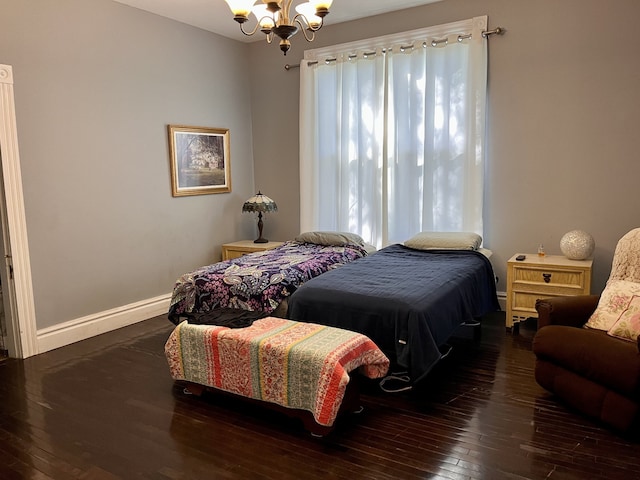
<box><xmin>1</xmin><ymin>312</ymin><xmax>638</xmax><ymax>479</ymax></box>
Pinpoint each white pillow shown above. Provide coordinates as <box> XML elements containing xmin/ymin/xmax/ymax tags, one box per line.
<box><xmin>584</xmin><ymin>280</ymin><xmax>640</xmax><ymax>331</ymax></box>
<box><xmin>404</xmin><ymin>232</ymin><xmax>482</xmax><ymax>251</ymax></box>
<box><xmin>294</xmin><ymin>231</ymin><xmax>365</xmax><ymax>247</ymax></box>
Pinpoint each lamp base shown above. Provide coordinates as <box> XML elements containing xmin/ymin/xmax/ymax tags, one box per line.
<box><xmin>254</xmin><ymin>212</ymin><xmax>268</xmax><ymax>244</ymax></box>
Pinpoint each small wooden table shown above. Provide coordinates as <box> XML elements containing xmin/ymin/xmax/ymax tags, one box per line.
<box><xmin>506</xmin><ymin>253</ymin><xmax>593</xmax><ymax>330</ymax></box>
<box><xmin>221</xmin><ymin>240</ymin><xmax>284</xmax><ymax>261</ymax></box>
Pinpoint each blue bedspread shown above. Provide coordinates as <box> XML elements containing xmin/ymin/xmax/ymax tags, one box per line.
<box><xmin>287</xmin><ymin>244</ymin><xmax>499</xmax><ymax>383</ymax></box>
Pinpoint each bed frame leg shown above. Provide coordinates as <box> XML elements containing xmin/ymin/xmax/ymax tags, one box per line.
<box><xmin>461</xmin><ymin>319</ymin><xmax>482</xmax><ymax>341</ymax></box>
<box><xmin>473</xmin><ymin>322</ymin><xmax>482</xmax><ymax>341</ymax></box>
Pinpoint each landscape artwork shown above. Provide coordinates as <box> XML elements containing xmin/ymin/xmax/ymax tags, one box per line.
<box><xmin>168</xmin><ymin>125</ymin><xmax>231</xmax><ymax>196</ymax></box>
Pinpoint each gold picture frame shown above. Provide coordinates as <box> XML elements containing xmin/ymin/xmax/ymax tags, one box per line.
<box><xmin>168</xmin><ymin>125</ymin><xmax>231</xmax><ymax>196</ymax></box>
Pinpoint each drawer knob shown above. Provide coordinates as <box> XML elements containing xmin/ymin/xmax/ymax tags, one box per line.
<box><xmin>542</xmin><ymin>273</ymin><xmax>552</xmax><ymax>283</ymax></box>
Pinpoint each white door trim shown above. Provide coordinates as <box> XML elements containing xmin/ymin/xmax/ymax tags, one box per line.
<box><xmin>0</xmin><ymin>64</ymin><xmax>38</xmax><ymax>358</ymax></box>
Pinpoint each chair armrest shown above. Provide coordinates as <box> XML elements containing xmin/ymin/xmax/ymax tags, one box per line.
<box><xmin>535</xmin><ymin>295</ymin><xmax>600</xmax><ymax>329</ymax></box>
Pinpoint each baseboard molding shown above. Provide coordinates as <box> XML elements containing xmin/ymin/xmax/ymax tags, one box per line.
<box><xmin>35</xmin><ymin>290</ymin><xmax>508</xmax><ymax>354</ymax></box>
<box><xmin>497</xmin><ymin>291</ymin><xmax>507</xmax><ymax>312</ymax></box>
<box><xmin>36</xmin><ymin>293</ymin><xmax>172</xmax><ymax>354</ymax></box>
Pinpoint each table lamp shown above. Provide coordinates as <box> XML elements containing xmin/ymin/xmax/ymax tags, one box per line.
<box><xmin>242</xmin><ymin>191</ymin><xmax>278</xmax><ymax>243</ymax></box>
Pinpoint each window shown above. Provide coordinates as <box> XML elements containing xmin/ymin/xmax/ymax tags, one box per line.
<box><xmin>300</xmin><ymin>17</ymin><xmax>488</xmax><ymax>248</ymax></box>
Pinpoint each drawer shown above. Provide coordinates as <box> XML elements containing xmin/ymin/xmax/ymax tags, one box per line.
<box><xmin>511</xmin><ymin>291</ymin><xmax>568</xmax><ymax>312</ymax></box>
<box><xmin>224</xmin><ymin>250</ymin><xmax>246</xmax><ymax>260</ymax></box>
<box><xmin>222</xmin><ymin>241</ymin><xmax>285</xmax><ymax>261</ymax></box>
<box><xmin>510</xmin><ymin>280</ymin><xmax>586</xmax><ymax>297</ymax></box>
<box><xmin>511</xmin><ymin>265</ymin><xmax>587</xmax><ymax>289</ymax></box>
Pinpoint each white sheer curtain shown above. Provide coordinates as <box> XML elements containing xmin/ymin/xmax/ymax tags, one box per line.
<box><xmin>300</xmin><ymin>17</ymin><xmax>488</xmax><ymax>248</ymax></box>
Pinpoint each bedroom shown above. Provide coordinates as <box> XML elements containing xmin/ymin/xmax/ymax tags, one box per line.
<box><xmin>0</xmin><ymin>0</ymin><xmax>638</xmax><ymax>355</ymax></box>
<box><xmin>0</xmin><ymin>0</ymin><xmax>639</xmax><ymax>475</ymax></box>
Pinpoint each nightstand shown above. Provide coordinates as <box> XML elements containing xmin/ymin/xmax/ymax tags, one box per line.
<box><xmin>506</xmin><ymin>253</ymin><xmax>593</xmax><ymax>330</ymax></box>
<box><xmin>221</xmin><ymin>240</ymin><xmax>284</xmax><ymax>261</ymax></box>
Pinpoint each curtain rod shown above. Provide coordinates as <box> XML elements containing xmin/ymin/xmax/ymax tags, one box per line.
<box><xmin>484</xmin><ymin>27</ymin><xmax>505</xmax><ymax>37</ymax></box>
<box><xmin>284</xmin><ymin>26</ymin><xmax>505</xmax><ymax>71</ymax></box>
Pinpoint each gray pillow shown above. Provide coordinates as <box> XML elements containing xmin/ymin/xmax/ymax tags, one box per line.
<box><xmin>295</xmin><ymin>231</ymin><xmax>365</xmax><ymax>247</ymax></box>
<box><xmin>404</xmin><ymin>231</ymin><xmax>482</xmax><ymax>251</ymax></box>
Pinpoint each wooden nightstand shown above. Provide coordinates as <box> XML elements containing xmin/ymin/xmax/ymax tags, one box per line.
<box><xmin>221</xmin><ymin>240</ymin><xmax>284</xmax><ymax>261</ymax></box>
<box><xmin>506</xmin><ymin>253</ymin><xmax>593</xmax><ymax>330</ymax></box>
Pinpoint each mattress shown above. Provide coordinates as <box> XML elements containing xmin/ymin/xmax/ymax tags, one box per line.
<box><xmin>287</xmin><ymin>244</ymin><xmax>500</xmax><ymax>383</ymax></box>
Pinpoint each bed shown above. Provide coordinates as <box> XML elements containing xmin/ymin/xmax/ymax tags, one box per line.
<box><xmin>167</xmin><ymin>233</ymin><xmax>369</xmax><ymax>326</ymax></box>
<box><xmin>286</xmin><ymin>233</ymin><xmax>500</xmax><ymax>385</ymax></box>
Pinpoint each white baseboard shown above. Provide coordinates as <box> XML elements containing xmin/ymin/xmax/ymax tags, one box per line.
<box><xmin>34</xmin><ymin>290</ymin><xmax>508</xmax><ymax>354</ymax></box>
<box><xmin>497</xmin><ymin>291</ymin><xmax>507</xmax><ymax>311</ymax></box>
<box><xmin>36</xmin><ymin>293</ymin><xmax>172</xmax><ymax>354</ymax></box>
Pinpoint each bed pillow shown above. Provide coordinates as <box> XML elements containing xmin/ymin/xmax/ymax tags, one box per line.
<box><xmin>295</xmin><ymin>231</ymin><xmax>365</xmax><ymax>247</ymax></box>
<box><xmin>404</xmin><ymin>232</ymin><xmax>482</xmax><ymax>251</ymax></box>
<box><xmin>605</xmin><ymin>294</ymin><xmax>640</xmax><ymax>343</ymax></box>
<box><xmin>363</xmin><ymin>243</ymin><xmax>378</xmax><ymax>254</ymax></box>
<box><xmin>584</xmin><ymin>280</ymin><xmax>640</xmax><ymax>331</ymax></box>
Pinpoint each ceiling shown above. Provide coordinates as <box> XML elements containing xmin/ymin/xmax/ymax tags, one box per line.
<box><xmin>112</xmin><ymin>0</ymin><xmax>442</xmax><ymax>43</ymax></box>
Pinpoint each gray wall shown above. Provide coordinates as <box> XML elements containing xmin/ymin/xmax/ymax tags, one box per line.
<box><xmin>0</xmin><ymin>0</ymin><xmax>256</xmax><ymax>329</ymax></box>
<box><xmin>249</xmin><ymin>0</ymin><xmax>640</xmax><ymax>296</ymax></box>
<box><xmin>1</xmin><ymin>0</ymin><xmax>639</xmax><ymax>334</ymax></box>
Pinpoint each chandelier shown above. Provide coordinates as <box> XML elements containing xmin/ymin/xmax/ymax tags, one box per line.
<box><xmin>224</xmin><ymin>1</ymin><xmax>333</xmax><ymax>55</ymax></box>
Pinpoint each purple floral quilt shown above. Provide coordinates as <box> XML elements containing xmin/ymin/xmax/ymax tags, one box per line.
<box><xmin>168</xmin><ymin>241</ymin><xmax>367</xmax><ymax>324</ymax></box>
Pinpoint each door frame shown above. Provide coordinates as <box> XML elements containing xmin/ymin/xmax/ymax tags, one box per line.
<box><xmin>0</xmin><ymin>64</ymin><xmax>37</xmax><ymax>358</ymax></box>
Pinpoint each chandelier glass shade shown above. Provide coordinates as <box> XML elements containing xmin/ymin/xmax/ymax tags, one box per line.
<box><xmin>224</xmin><ymin>0</ymin><xmax>333</xmax><ymax>55</ymax></box>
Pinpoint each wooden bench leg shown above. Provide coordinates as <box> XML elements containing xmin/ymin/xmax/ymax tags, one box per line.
<box><xmin>181</xmin><ymin>381</ymin><xmax>205</xmax><ymax>397</ymax></box>
<box><xmin>175</xmin><ymin>377</ymin><xmax>363</xmax><ymax>437</ymax></box>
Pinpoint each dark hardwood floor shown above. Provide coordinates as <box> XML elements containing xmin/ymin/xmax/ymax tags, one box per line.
<box><xmin>1</xmin><ymin>311</ymin><xmax>638</xmax><ymax>479</ymax></box>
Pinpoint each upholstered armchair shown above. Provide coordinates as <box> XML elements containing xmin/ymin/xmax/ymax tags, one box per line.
<box><xmin>532</xmin><ymin>227</ymin><xmax>640</xmax><ymax>436</ymax></box>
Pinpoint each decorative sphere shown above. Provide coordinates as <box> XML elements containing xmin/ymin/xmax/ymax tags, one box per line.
<box><xmin>560</xmin><ymin>230</ymin><xmax>595</xmax><ymax>260</ymax></box>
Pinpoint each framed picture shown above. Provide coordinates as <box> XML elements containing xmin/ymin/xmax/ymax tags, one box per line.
<box><xmin>168</xmin><ymin>125</ymin><xmax>231</xmax><ymax>196</ymax></box>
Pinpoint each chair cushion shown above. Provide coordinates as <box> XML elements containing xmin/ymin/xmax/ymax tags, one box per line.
<box><xmin>584</xmin><ymin>280</ymin><xmax>640</xmax><ymax>331</ymax></box>
<box><xmin>607</xmin><ymin>294</ymin><xmax>640</xmax><ymax>343</ymax></box>
<box><xmin>533</xmin><ymin>325</ymin><xmax>640</xmax><ymax>398</ymax></box>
